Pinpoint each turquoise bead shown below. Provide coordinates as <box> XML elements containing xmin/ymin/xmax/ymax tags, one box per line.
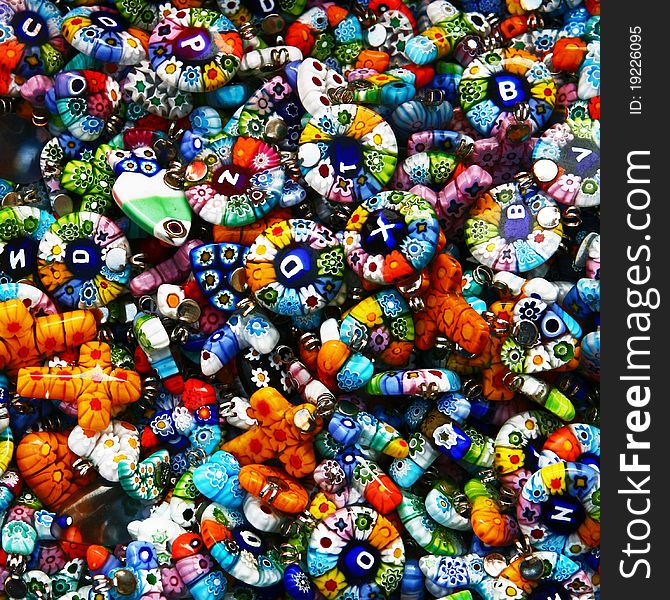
<box><xmin>2</xmin><ymin>519</ymin><xmax>37</xmax><ymax>555</ymax></box>
<box><xmin>192</xmin><ymin>451</ymin><xmax>244</xmax><ymax>508</ymax></box>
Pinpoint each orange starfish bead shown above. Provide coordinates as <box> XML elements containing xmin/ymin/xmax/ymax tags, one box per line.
<box><xmin>17</xmin><ymin>342</ymin><xmax>142</xmax><ymax>432</ymax></box>
<box><xmin>415</xmin><ymin>253</ymin><xmax>490</xmax><ymax>356</ymax></box>
<box><xmin>222</xmin><ymin>387</ymin><xmax>323</xmax><ymax>478</ymax></box>
<box><xmin>0</xmin><ymin>299</ymin><xmax>97</xmax><ymax>376</ymax></box>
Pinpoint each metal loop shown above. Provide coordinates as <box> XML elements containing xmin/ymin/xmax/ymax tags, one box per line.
<box><xmin>138</xmin><ymin>295</ymin><xmax>158</xmax><ymax>314</ymax></box>
<box><xmin>130</xmin><ymin>253</ymin><xmax>147</xmax><ymax>268</ymax></box>
<box><xmin>265</xmin><ymin>47</ymin><xmax>291</xmax><ymax>71</ymax></box>
<box><xmin>420</xmin><ymin>88</ymin><xmax>444</xmax><ymax>106</ymax></box>
<box><xmin>279</xmin><ymin>151</ymin><xmax>301</xmax><ymax>179</ymax></box>
<box><xmin>478</xmin><ymin>468</ymin><xmax>498</xmax><ymax>485</ymax></box>
<box><xmin>259</xmin><ymin>480</ymin><xmax>282</xmax><ymax>505</ymax></box>
<box><xmin>463</xmin><ymin>379</ymin><xmax>483</xmax><ymax>400</ymax></box>
<box><xmin>186</xmin><ymin>447</ymin><xmax>207</xmax><ymax>467</ymax></box>
<box><xmin>456</xmin><ymin>139</ymin><xmax>475</xmax><ymax>162</ymax></box>
<box><xmin>0</xmin><ymin>97</ymin><xmax>17</xmax><ymax>114</ymax></box>
<box><xmin>7</xmin><ymin>554</ymin><xmax>27</xmax><ymax>574</ymax></box>
<box><xmin>315</xmin><ymin>394</ymin><xmax>336</xmax><ymax>418</ymax></box>
<box><xmin>483</xmin><ymin>311</ymin><xmax>511</xmax><ymax>336</ymax></box>
<box><xmin>514</xmin><ymin>170</ymin><xmax>535</xmax><ymax>193</ymax></box>
<box><xmin>93</xmin><ymin>575</ymin><xmax>113</xmax><ymax>594</ymax></box>
<box><xmin>492</xmin><ymin>279</ymin><xmax>513</xmax><ymax>298</ymax></box>
<box><xmin>300</xmin><ymin>332</ymin><xmax>320</xmax><ymax>352</ymax></box>
<box><xmin>418</xmin><ymin>380</ymin><xmax>440</xmax><ymax>400</ymax></box>
<box><xmin>73</xmin><ymin>458</ymin><xmax>93</xmax><ymax>477</ymax></box>
<box><xmin>502</xmin><ymin>371</ymin><xmax>522</xmax><ymax>391</ymax></box>
<box><xmin>513</xmin><ymin>102</ymin><xmax>531</xmax><ymax>123</ymax></box>
<box><xmin>472</xmin><ymin>264</ymin><xmax>494</xmax><ymax>286</ymax></box>
<box><xmin>238</xmin><ymin>21</ymin><xmax>257</xmax><ymax>40</ymax></box>
<box><xmin>562</xmin><ymin>206</ymin><xmax>582</xmax><ymax>228</ymax></box>
<box><xmin>275</xmin><ymin>345</ymin><xmax>296</xmax><ymax>365</ymax></box>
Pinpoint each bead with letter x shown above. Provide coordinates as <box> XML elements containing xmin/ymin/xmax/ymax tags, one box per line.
<box><xmin>363</xmin><ymin>210</ymin><xmax>405</xmax><ymax>254</ymax></box>
<box><xmin>370</xmin><ymin>214</ymin><xmax>401</xmax><ymax>242</ymax></box>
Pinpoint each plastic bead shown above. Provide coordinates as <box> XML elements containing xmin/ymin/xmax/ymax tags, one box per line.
<box><xmin>62</xmin><ymin>7</ymin><xmax>149</xmax><ymax>66</ymax></box>
<box><xmin>238</xmin><ymin>464</ymin><xmax>308</xmax><ymax>514</ymax></box>
<box><xmin>184</xmin><ymin>135</ymin><xmax>292</xmax><ymax>227</ymax></box>
<box><xmin>340</xmin><ymin>289</ymin><xmax>415</xmax><ymax>366</ymax></box>
<box><xmin>225</xmin><ymin>73</ymin><xmax>305</xmax><ymax>151</ymax></box>
<box><xmin>532</xmin><ymin>101</ymin><xmax>600</xmax><ymax>207</ymax></box>
<box><xmin>67</xmin><ymin>421</ymin><xmax>140</xmax><ymax>482</ymax></box>
<box><xmin>367</xmin><ymin>368</ymin><xmax>461</xmax><ymax>397</ymax></box>
<box><xmin>517</xmin><ymin>461</ymin><xmax>600</xmax><ymax>556</ymax></box>
<box><xmin>192</xmin><ymin>450</ymin><xmax>244</xmax><ymax>507</ymax></box>
<box><xmin>200</xmin><ymin>502</ymin><xmax>283</xmax><ymax>587</ymax></box>
<box><xmin>464</xmin><ymin>181</ymin><xmax>564</xmax><ymax>273</ymax></box>
<box><xmin>0</xmin><ymin>299</ymin><xmax>97</xmax><ymax>375</ymax></box>
<box><xmin>0</xmin><ymin>0</ymin><xmax>67</xmax><ymax>97</ymax></box>
<box><xmin>108</xmin><ymin>144</ymin><xmax>193</xmax><ymax>246</ymax></box>
<box><xmin>414</xmin><ymin>252</ymin><xmax>490</xmax><ymax>355</ymax></box>
<box><xmin>295</xmin><ymin>57</ymin><xmax>347</xmax><ymax>116</ymax></box>
<box><xmin>200</xmin><ymin>308</ymin><xmax>277</xmax><ymax>375</ymax></box>
<box><xmin>37</xmin><ymin>211</ymin><xmax>132</xmax><ymax>308</ymax></box>
<box><xmin>494</xmin><ymin>410</ymin><xmax>564</xmax><ymax>491</ymax></box>
<box><xmin>396</xmin><ymin>490</ymin><xmax>466</xmax><ymax>555</ymax></box>
<box><xmin>16</xmin><ymin>432</ymin><xmax>97</xmax><ymax>512</ymax></box>
<box><xmin>50</xmin><ymin>70</ymin><xmax>121</xmax><ymax>142</ymax></box>
<box><xmin>459</xmin><ymin>47</ymin><xmax>556</xmax><ymax>135</ymax></box>
<box><xmin>500</xmin><ymin>294</ymin><xmax>582</xmax><ymax>375</ymax></box>
<box><xmin>306</xmin><ymin>506</ymin><xmax>405</xmax><ymax>598</ymax></box>
<box><xmin>172</xmin><ymin>533</ymin><xmax>227</xmax><ymax>600</ymax></box>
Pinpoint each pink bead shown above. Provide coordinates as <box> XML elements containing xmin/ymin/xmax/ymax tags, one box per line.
<box><xmin>6</xmin><ymin>503</ymin><xmax>35</xmax><ymax>525</ymax></box>
<box><xmin>130</xmin><ymin>240</ymin><xmax>203</xmax><ymax>296</ymax></box>
<box><xmin>436</xmin><ymin>165</ymin><xmax>493</xmax><ymax>237</ymax></box>
<box><xmin>20</xmin><ymin>75</ymin><xmax>53</xmax><ymax>108</ymax></box>
<box><xmin>35</xmin><ymin>542</ymin><xmax>67</xmax><ymax>575</ymax></box>
<box><xmin>175</xmin><ymin>553</ymin><xmax>213</xmax><ymax>586</ymax></box>
<box><xmin>347</xmin><ymin>68</ymin><xmax>378</xmax><ymax>81</ymax></box>
<box><xmin>198</xmin><ymin>306</ymin><xmax>227</xmax><ymax>335</ymax></box>
<box><xmin>160</xmin><ymin>565</ymin><xmax>187</xmax><ymax>600</ymax></box>
<box><xmin>556</xmin><ymin>82</ymin><xmax>579</xmax><ymax>107</ymax></box>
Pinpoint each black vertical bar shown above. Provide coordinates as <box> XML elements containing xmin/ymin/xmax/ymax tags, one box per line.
<box><xmin>602</xmin><ymin>2</ymin><xmax>670</xmax><ymax>598</ymax></box>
